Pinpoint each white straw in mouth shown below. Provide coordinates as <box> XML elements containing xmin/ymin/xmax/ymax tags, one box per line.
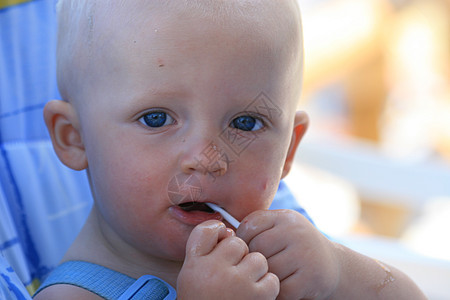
<box><xmin>205</xmin><ymin>203</ymin><xmax>240</xmax><ymax>229</ymax></box>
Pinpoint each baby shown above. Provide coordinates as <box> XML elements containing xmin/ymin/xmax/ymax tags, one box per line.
<box><xmin>35</xmin><ymin>0</ymin><xmax>426</xmax><ymax>299</ymax></box>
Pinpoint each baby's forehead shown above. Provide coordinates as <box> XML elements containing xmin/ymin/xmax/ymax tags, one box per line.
<box><xmin>59</xmin><ymin>0</ymin><xmax>301</xmax><ymax>39</ymax></box>
<box><xmin>57</xmin><ymin>0</ymin><xmax>303</xmax><ymax>106</ymax></box>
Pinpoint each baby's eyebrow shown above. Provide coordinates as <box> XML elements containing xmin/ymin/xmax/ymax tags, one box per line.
<box><xmin>243</xmin><ymin>93</ymin><xmax>284</xmax><ymax>119</ymax></box>
<box><xmin>131</xmin><ymin>87</ymin><xmax>190</xmax><ymax>103</ymax></box>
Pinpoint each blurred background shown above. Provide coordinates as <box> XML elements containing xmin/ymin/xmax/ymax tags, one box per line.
<box><xmin>285</xmin><ymin>0</ymin><xmax>450</xmax><ymax>298</ymax></box>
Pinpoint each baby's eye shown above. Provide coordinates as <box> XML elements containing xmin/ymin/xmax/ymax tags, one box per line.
<box><xmin>231</xmin><ymin>115</ymin><xmax>264</xmax><ymax>131</ymax></box>
<box><xmin>139</xmin><ymin>111</ymin><xmax>175</xmax><ymax>128</ymax></box>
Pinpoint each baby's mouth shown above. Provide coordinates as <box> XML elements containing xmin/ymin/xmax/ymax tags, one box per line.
<box><xmin>178</xmin><ymin>202</ymin><xmax>215</xmax><ymax>213</ymax></box>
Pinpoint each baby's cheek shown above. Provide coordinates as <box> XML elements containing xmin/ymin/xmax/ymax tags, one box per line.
<box><xmin>241</xmin><ymin>177</ymin><xmax>277</xmax><ymax>213</ymax></box>
<box><xmin>260</xmin><ymin>177</ymin><xmax>279</xmax><ymax>202</ymax></box>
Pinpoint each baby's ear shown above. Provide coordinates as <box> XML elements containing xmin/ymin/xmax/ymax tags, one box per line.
<box><xmin>44</xmin><ymin>100</ymin><xmax>87</xmax><ymax>171</ymax></box>
<box><xmin>281</xmin><ymin>111</ymin><xmax>309</xmax><ymax>178</ymax></box>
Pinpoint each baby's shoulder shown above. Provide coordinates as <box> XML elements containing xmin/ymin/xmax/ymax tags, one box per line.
<box><xmin>34</xmin><ymin>284</ymin><xmax>103</xmax><ymax>300</ymax></box>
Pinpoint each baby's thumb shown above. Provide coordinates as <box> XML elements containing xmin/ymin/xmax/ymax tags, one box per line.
<box><xmin>185</xmin><ymin>220</ymin><xmax>232</xmax><ymax>258</ymax></box>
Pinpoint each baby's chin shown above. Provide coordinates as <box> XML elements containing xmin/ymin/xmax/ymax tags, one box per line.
<box><xmin>158</xmin><ymin>235</ymin><xmax>192</xmax><ymax>263</ymax></box>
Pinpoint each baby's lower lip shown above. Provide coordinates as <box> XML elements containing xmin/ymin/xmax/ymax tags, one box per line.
<box><xmin>169</xmin><ymin>205</ymin><xmax>222</xmax><ymax>226</ymax></box>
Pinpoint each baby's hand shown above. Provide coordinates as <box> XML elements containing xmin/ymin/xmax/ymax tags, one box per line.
<box><xmin>237</xmin><ymin>210</ymin><xmax>340</xmax><ymax>299</ymax></box>
<box><xmin>177</xmin><ymin>220</ymin><xmax>279</xmax><ymax>300</ymax></box>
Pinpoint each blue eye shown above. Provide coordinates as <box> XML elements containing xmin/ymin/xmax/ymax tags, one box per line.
<box><xmin>231</xmin><ymin>115</ymin><xmax>264</xmax><ymax>131</ymax></box>
<box><xmin>139</xmin><ymin>111</ymin><xmax>174</xmax><ymax>128</ymax></box>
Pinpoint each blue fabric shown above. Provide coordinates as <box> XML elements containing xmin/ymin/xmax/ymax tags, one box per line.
<box><xmin>34</xmin><ymin>261</ymin><xmax>176</xmax><ymax>300</ymax></box>
<box><xmin>0</xmin><ymin>0</ymin><xmax>92</xmax><ymax>292</ymax></box>
<box><xmin>0</xmin><ymin>0</ymin><xmax>59</xmax><ymax>142</ymax></box>
<box><xmin>270</xmin><ymin>181</ymin><xmax>315</xmax><ymax>225</ymax></box>
<box><xmin>118</xmin><ymin>275</ymin><xmax>176</xmax><ymax>300</ymax></box>
<box><xmin>0</xmin><ymin>253</ymin><xmax>31</xmax><ymax>300</ymax></box>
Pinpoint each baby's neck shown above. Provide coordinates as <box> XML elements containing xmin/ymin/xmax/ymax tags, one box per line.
<box><xmin>62</xmin><ymin>207</ymin><xmax>182</xmax><ymax>288</ymax></box>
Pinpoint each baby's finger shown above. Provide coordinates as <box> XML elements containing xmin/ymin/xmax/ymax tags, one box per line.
<box><xmin>277</xmin><ymin>272</ymin><xmax>305</xmax><ymax>300</ymax></box>
<box><xmin>256</xmin><ymin>272</ymin><xmax>280</xmax><ymax>300</ymax></box>
<box><xmin>266</xmin><ymin>249</ymin><xmax>299</xmax><ymax>282</ymax></box>
<box><xmin>214</xmin><ymin>236</ymin><xmax>249</xmax><ymax>266</ymax></box>
<box><xmin>237</xmin><ymin>252</ymin><xmax>269</xmax><ymax>281</ymax></box>
<box><xmin>185</xmin><ymin>220</ymin><xmax>229</xmax><ymax>257</ymax></box>
<box><xmin>245</xmin><ymin>226</ymin><xmax>286</xmax><ymax>259</ymax></box>
<box><xmin>236</xmin><ymin>210</ymin><xmax>278</xmax><ymax>244</ymax></box>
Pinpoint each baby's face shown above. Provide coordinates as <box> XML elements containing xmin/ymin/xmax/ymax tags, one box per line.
<box><xmin>75</xmin><ymin>2</ymin><xmax>303</xmax><ymax>260</ymax></box>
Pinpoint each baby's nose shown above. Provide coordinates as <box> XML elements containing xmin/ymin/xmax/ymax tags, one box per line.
<box><xmin>179</xmin><ymin>141</ymin><xmax>229</xmax><ymax>179</ymax></box>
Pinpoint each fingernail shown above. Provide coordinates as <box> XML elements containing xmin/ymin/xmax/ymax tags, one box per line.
<box><xmin>226</xmin><ymin>228</ymin><xmax>236</xmax><ymax>237</ymax></box>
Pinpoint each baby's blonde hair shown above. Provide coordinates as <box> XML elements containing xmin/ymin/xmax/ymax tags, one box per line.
<box><xmin>56</xmin><ymin>0</ymin><xmax>97</xmax><ymax>102</ymax></box>
<box><xmin>56</xmin><ymin>0</ymin><xmax>303</xmax><ymax>105</ymax></box>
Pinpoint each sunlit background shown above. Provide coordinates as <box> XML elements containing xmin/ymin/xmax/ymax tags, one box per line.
<box><xmin>284</xmin><ymin>0</ymin><xmax>450</xmax><ymax>298</ymax></box>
